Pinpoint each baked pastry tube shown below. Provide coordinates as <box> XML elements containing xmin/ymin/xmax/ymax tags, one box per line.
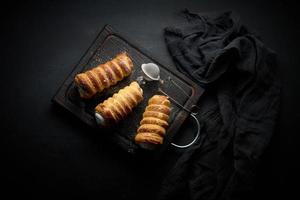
<box><xmin>74</xmin><ymin>52</ymin><xmax>133</xmax><ymax>99</ymax></box>
<box><xmin>94</xmin><ymin>81</ymin><xmax>143</xmax><ymax>126</ymax></box>
<box><xmin>134</xmin><ymin>95</ymin><xmax>171</xmax><ymax>150</ymax></box>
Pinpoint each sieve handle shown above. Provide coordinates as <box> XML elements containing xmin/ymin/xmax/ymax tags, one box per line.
<box><xmin>158</xmin><ymin>88</ymin><xmax>198</xmax><ymax>115</ymax></box>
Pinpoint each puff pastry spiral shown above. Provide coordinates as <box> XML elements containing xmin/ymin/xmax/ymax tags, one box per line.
<box><xmin>95</xmin><ymin>81</ymin><xmax>143</xmax><ymax>125</ymax></box>
<box><xmin>74</xmin><ymin>52</ymin><xmax>133</xmax><ymax>99</ymax></box>
<box><xmin>135</xmin><ymin>95</ymin><xmax>171</xmax><ymax>147</ymax></box>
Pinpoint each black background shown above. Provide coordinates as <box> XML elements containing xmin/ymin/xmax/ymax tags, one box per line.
<box><xmin>1</xmin><ymin>0</ymin><xmax>299</xmax><ymax>199</ymax></box>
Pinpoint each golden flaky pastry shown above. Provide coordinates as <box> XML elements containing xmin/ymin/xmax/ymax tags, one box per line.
<box><xmin>74</xmin><ymin>52</ymin><xmax>133</xmax><ymax>99</ymax></box>
<box><xmin>95</xmin><ymin>81</ymin><xmax>143</xmax><ymax>125</ymax></box>
<box><xmin>135</xmin><ymin>95</ymin><xmax>171</xmax><ymax>149</ymax></box>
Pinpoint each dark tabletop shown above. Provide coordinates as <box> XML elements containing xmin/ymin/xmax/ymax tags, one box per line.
<box><xmin>2</xmin><ymin>0</ymin><xmax>299</xmax><ymax>199</ymax></box>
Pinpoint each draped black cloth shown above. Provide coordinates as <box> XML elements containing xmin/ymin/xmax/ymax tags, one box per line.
<box><xmin>159</xmin><ymin>10</ymin><xmax>281</xmax><ymax>200</ymax></box>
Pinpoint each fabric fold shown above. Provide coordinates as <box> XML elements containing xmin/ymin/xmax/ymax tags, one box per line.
<box><xmin>159</xmin><ymin>10</ymin><xmax>281</xmax><ymax>200</ymax></box>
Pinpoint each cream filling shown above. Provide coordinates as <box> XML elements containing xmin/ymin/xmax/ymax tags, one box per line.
<box><xmin>95</xmin><ymin>112</ymin><xmax>106</xmax><ymax>126</ymax></box>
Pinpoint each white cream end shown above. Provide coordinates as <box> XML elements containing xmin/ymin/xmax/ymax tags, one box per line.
<box><xmin>95</xmin><ymin>112</ymin><xmax>107</xmax><ymax>126</ymax></box>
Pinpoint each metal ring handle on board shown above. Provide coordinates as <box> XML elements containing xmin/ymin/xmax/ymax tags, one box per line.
<box><xmin>171</xmin><ymin>113</ymin><xmax>200</xmax><ymax>149</ymax></box>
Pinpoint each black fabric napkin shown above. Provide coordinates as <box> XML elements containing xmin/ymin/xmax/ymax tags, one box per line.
<box><xmin>158</xmin><ymin>10</ymin><xmax>281</xmax><ymax>200</ymax></box>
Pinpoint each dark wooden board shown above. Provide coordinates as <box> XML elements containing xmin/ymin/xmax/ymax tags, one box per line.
<box><xmin>52</xmin><ymin>25</ymin><xmax>204</xmax><ymax>155</ymax></box>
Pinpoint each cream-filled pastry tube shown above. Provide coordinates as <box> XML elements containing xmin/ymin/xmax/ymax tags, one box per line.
<box><xmin>94</xmin><ymin>81</ymin><xmax>143</xmax><ymax>126</ymax></box>
<box><xmin>74</xmin><ymin>52</ymin><xmax>133</xmax><ymax>99</ymax></box>
<box><xmin>134</xmin><ymin>95</ymin><xmax>170</xmax><ymax>150</ymax></box>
